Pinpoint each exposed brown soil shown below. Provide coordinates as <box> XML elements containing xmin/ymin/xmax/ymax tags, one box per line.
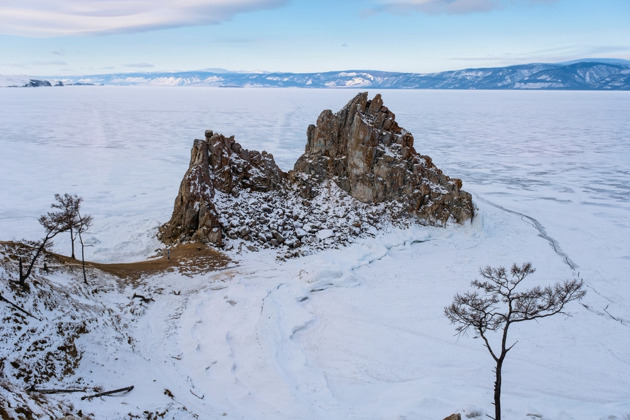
<box><xmin>0</xmin><ymin>241</ymin><xmax>231</xmax><ymax>281</ymax></box>
<box><xmin>91</xmin><ymin>243</ymin><xmax>231</xmax><ymax>279</ymax></box>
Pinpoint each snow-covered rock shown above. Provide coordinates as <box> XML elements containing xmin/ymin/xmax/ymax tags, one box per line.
<box><xmin>292</xmin><ymin>92</ymin><xmax>473</xmax><ymax>222</ymax></box>
<box><xmin>159</xmin><ymin>93</ymin><xmax>474</xmax><ymax>254</ymax></box>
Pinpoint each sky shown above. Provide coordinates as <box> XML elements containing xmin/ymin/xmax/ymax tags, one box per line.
<box><xmin>0</xmin><ymin>0</ymin><xmax>629</xmax><ymax>76</ymax></box>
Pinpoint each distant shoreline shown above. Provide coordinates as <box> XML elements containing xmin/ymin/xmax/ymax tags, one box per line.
<box><xmin>3</xmin><ymin>59</ymin><xmax>630</xmax><ymax>90</ymax></box>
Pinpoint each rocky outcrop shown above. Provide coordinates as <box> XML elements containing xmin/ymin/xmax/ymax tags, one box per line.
<box><xmin>291</xmin><ymin>92</ymin><xmax>473</xmax><ymax>223</ymax></box>
<box><xmin>158</xmin><ymin>137</ymin><xmax>221</xmax><ymax>245</ymax></box>
<box><xmin>158</xmin><ymin>130</ymin><xmax>285</xmax><ymax>245</ymax></box>
<box><xmin>24</xmin><ymin>79</ymin><xmax>52</xmax><ymax>87</ymax></box>
<box><xmin>159</xmin><ymin>93</ymin><xmax>474</xmax><ymax>253</ymax></box>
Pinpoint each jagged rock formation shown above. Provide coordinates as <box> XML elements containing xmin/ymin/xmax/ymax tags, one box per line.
<box><xmin>159</xmin><ymin>93</ymin><xmax>474</xmax><ymax>253</ymax></box>
<box><xmin>292</xmin><ymin>92</ymin><xmax>473</xmax><ymax>223</ymax></box>
<box><xmin>158</xmin><ymin>131</ymin><xmax>286</xmax><ymax>246</ymax></box>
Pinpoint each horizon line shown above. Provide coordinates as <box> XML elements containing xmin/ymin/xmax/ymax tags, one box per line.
<box><xmin>4</xmin><ymin>57</ymin><xmax>630</xmax><ymax>79</ymax></box>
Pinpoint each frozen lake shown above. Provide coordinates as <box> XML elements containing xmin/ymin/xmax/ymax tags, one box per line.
<box><xmin>1</xmin><ymin>87</ymin><xmax>630</xmax><ymax>418</ymax></box>
<box><xmin>1</xmin><ymin>87</ymin><xmax>628</xmax><ymax>266</ymax></box>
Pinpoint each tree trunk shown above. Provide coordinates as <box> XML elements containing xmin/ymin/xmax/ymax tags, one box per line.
<box><xmin>79</xmin><ymin>229</ymin><xmax>88</xmax><ymax>285</ymax></box>
<box><xmin>494</xmin><ymin>358</ymin><xmax>503</xmax><ymax>420</ymax></box>
<box><xmin>70</xmin><ymin>227</ymin><xmax>76</xmax><ymax>259</ymax></box>
<box><xmin>0</xmin><ymin>293</ymin><xmax>41</xmax><ymax>320</ymax></box>
<box><xmin>81</xmin><ymin>385</ymin><xmax>134</xmax><ymax>400</ymax></box>
<box><xmin>19</xmin><ymin>259</ymin><xmax>24</xmax><ymax>287</ymax></box>
<box><xmin>20</xmin><ymin>238</ymin><xmax>51</xmax><ymax>289</ymax></box>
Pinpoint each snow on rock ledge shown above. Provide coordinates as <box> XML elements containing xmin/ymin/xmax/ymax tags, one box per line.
<box><xmin>158</xmin><ymin>92</ymin><xmax>474</xmax><ymax>254</ymax></box>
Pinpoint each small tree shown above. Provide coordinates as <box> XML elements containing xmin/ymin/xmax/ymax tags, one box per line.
<box><xmin>444</xmin><ymin>263</ymin><xmax>585</xmax><ymax>420</ymax></box>
<box><xmin>19</xmin><ymin>198</ymin><xmax>72</xmax><ymax>287</ymax></box>
<box><xmin>76</xmin><ymin>210</ymin><xmax>93</xmax><ymax>285</ymax></box>
<box><xmin>51</xmin><ymin>193</ymin><xmax>83</xmax><ymax>259</ymax></box>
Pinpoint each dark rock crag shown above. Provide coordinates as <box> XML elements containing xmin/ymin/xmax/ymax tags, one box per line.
<box><xmin>291</xmin><ymin>92</ymin><xmax>473</xmax><ymax>223</ymax></box>
<box><xmin>158</xmin><ymin>93</ymin><xmax>474</xmax><ymax>252</ymax></box>
<box><xmin>24</xmin><ymin>79</ymin><xmax>52</xmax><ymax>87</ymax></box>
<box><xmin>158</xmin><ymin>131</ymin><xmax>286</xmax><ymax>246</ymax></box>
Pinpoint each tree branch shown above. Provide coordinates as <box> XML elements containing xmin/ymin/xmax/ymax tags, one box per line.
<box><xmin>0</xmin><ymin>293</ymin><xmax>42</xmax><ymax>321</ymax></box>
<box><xmin>81</xmin><ymin>385</ymin><xmax>134</xmax><ymax>400</ymax></box>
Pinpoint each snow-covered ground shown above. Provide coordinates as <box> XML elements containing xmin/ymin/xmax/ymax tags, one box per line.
<box><xmin>1</xmin><ymin>87</ymin><xmax>629</xmax><ymax>419</ymax></box>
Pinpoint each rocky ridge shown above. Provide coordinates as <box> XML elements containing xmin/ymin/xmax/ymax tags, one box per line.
<box><xmin>158</xmin><ymin>92</ymin><xmax>474</xmax><ymax>255</ymax></box>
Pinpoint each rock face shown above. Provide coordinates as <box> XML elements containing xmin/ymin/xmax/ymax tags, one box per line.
<box><xmin>158</xmin><ymin>136</ymin><xmax>221</xmax><ymax>245</ymax></box>
<box><xmin>159</xmin><ymin>93</ymin><xmax>474</xmax><ymax>252</ymax></box>
<box><xmin>292</xmin><ymin>92</ymin><xmax>473</xmax><ymax>223</ymax></box>
<box><xmin>24</xmin><ymin>79</ymin><xmax>52</xmax><ymax>87</ymax></box>
<box><xmin>158</xmin><ymin>130</ymin><xmax>286</xmax><ymax>245</ymax></box>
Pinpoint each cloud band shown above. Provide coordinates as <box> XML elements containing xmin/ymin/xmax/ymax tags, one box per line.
<box><xmin>371</xmin><ymin>0</ymin><xmax>556</xmax><ymax>15</ymax></box>
<box><xmin>0</xmin><ymin>0</ymin><xmax>287</xmax><ymax>37</ymax></box>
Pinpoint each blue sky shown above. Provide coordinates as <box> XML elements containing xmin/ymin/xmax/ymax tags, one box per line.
<box><xmin>1</xmin><ymin>0</ymin><xmax>629</xmax><ymax>76</ymax></box>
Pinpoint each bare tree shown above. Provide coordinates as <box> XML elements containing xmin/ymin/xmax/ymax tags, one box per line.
<box><xmin>76</xmin><ymin>210</ymin><xmax>93</xmax><ymax>285</ymax></box>
<box><xmin>51</xmin><ymin>193</ymin><xmax>83</xmax><ymax>259</ymax></box>
<box><xmin>17</xmin><ymin>193</ymin><xmax>93</xmax><ymax>289</ymax></box>
<box><xmin>444</xmin><ymin>263</ymin><xmax>585</xmax><ymax>420</ymax></box>
<box><xmin>19</xmin><ymin>199</ymin><xmax>72</xmax><ymax>287</ymax></box>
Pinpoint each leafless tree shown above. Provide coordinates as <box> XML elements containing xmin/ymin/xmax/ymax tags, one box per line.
<box><xmin>76</xmin><ymin>210</ymin><xmax>93</xmax><ymax>285</ymax></box>
<box><xmin>18</xmin><ymin>198</ymin><xmax>72</xmax><ymax>287</ymax></box>
<box><xmin>51</xmin><ymin>193</ymin><xmax>82</xmax><ymax>259</ymax></box>
<box><xmin>444</xmin><ymin>263</ymin><xmax>585</xmax><ymax>420</ymax></box>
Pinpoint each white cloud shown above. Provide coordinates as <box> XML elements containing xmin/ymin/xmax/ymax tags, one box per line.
<box><xmin>1</xmin><ymin>62</ymin><xmax>27</xmax><ymax>68</ymax></box>
<box><xmin>0</xmin><ymin>0</ymin><xmax>287</xmax><ymax>37</ymax></box>
<box><xmin>0</xmin><ymin>60</ymin><xmax>67</xmax><ymax>68</ymax></box>
<box><xmin>124</xmin><ymin>62</ymin><xmax>156</xmax><ymax>68</ymax></box>
<box><xmin>371</xmin><ymin>0</ymin><xmax>556</xmax><ymax>15</ymax></box>
<box><xmin>33</xmin><ymin>60</ymin><xmax>67</xmax><ymax>66</ymax></box>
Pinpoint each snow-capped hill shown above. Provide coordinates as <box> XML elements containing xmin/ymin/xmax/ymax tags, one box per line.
<box><xmin>514</xmin><ymin>62</ymin><xmax>629</xmax><ymax>89</ymax></box>
<box><xmin>0</xmin><ymin>76</ymin><xmax>57</xmax><ymax>87</ymax></box>
<box><xmin>3</xmin><ymin>60</ymin><xmax>630</xmax><ymax>89</ymax></box>
<box><xmin>0</xmin><ymin>75</ymin><xmax>31</xmax><ymax>87</ymax></box>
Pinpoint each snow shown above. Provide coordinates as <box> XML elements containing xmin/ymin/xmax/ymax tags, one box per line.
<box><xmin>315</xmin><ymin>228</ymin><xmax>334</xmax><ymax>240</ymax></box>
<box><xmin>514</xmin><ymin>82</ymin><xmax>563</xmax><ymax>89</ymax></box>
<box><xmin>1</xmin><ymin>87</ymin><xmax>629</xmax><ymax>419</ymax></box>
<box><xmin>0</xmin><ymin>75</ymin><xmax>33</xmax><ymax>87</ymax></box>
<box><xmin>344</xmin><ymin>77</ymin><xmax>372</xmax><ymax>87</ymax></box>
<box><xmin>213</xmin><ymin>180</ymin><xmax>415</xmax><ymax>257</ymax></box>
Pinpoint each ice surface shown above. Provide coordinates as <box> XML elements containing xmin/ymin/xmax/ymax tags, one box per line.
<box><xmin>1</xmin><ymin>87</ymin><xmax>629</xmax><ymax>418</ymax></box>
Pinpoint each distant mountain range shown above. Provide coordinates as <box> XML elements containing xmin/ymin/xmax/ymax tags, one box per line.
<box><xmin>3</xmin><ymin>59</ymin><xmax>630</xmax><ymax>90</ymax></box>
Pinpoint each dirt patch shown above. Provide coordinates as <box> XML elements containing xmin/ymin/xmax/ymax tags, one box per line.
<box><xmin>0</xmin><ymin>241</ymin><xmax>231</xmax><ymax>281</ymax></box>
<box><xmin>90</xmin><ymin>243</ymin><xmax>231</xmax><ymax>280</ymax></box>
